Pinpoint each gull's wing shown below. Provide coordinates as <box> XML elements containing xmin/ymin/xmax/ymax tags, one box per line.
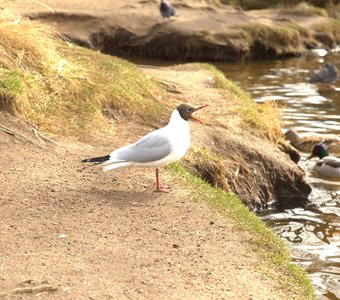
<box><xmin>114</xmin><ymin>130</ymin><xmax>172</xmax><ymax>163</ymax></box>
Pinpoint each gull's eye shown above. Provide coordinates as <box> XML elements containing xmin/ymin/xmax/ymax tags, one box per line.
<box><xmin>187</xmin><ymin>107</ymin><xmax>193</xmax><ymax>112</ymax></box>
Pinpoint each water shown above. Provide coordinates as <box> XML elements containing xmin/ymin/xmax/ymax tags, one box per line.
<box><xmin>214</xmin><ymin>50</ymin><xmax>340</xmax><ymax>299</ymax></box>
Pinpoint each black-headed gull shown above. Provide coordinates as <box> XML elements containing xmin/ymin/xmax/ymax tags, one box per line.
<box><xmin>160</xmin><ymin>0</ymin><xmax>177</xmax><ymax>19</ymax></box>
<box><xmin>82</xmin><ymin>103</ymin><xmax>208</xmax><ymax>192</ymax></box>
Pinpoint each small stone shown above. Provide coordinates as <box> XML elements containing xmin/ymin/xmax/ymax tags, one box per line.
<box><xmin>172</xmin><ymin>244</ymin><xmax>179</xmax><ymax>249</ymax></box>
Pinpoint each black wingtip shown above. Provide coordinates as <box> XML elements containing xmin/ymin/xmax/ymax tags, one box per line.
<box><xmin>81</xmin><ymin>158</ymin><xmax>91</xmax><ymax>163</ymax></box>
<box><xmin>81</xmin><ymin>155</ymin><xmax>110</xmax><ymax>163</ymax></box>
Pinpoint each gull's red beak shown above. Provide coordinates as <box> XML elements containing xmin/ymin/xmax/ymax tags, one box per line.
<box><xmin>191</xmin><ymin>104</ymin><xmax>208</xmax><ymax>124</ymax></box>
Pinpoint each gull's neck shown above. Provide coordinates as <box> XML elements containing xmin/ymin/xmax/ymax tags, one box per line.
<box><xmin>167</xmin><ymin>109</ymin><xmax>188</xmax><ymax>129</ymax></box>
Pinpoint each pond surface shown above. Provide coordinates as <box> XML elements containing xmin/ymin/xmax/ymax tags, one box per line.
<box><xmin>214</xmin><ymin>50</ymin><xmax>340</xmax><ymax>300</ymax></box>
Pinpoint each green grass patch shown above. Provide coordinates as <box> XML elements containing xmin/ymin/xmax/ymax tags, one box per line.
<box><xmin>63</xmin><ymin>46</ymin><xmax>169</xmax><ymax>126</ymax></box>
<box><xmin>0</xmin><ymin>70</ymin><xmax>22</xmax><ymax>113</ymax></box>
<box><xmin>169</xmin><ymin>162</ymin><xmax>315</xmax><ymax>299</ymax></box>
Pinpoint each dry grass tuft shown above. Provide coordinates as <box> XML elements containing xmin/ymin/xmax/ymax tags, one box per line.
<box><xmin>184</xmin><ymin>147</ymin><xmax>232</xmax><ymax>191</ymax></box>
<box><xmin>0</xmin><ymin>9</ymin><xmax>61</xmax><ymax>73</ymax></box>
<box><xmin>0</xmin><ymin>7</ymin><xmax>167</xmax><ymax>137</ymax></box>
<box><xmin>312</xmin><ymin>19</ymin><xmax>340</xmax><ymax>47</ymax></box>
<box><xmin>294</xmin><ymin>2</ymin><xmax>328</xmax><ymax>16</ymax></box>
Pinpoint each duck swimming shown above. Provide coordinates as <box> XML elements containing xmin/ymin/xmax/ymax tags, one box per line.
<box><xmin>308</xmin><ymin>142</ymin><xmax>340</xmax><ymax>180</ymax></box>
<box><xmin>285</xmin><ymin>129</ymin><xmax>340</xmax><ymax>155</ymax></box>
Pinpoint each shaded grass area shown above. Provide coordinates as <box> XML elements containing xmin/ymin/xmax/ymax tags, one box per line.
<box><xmin>169</xmin><ymin>162</ymin><xmax>315</xmax><ymax>300</ymax></box>
<box><xmin>0</xmin><ymin>70</ymin><xmax>22</xmax><ymax>113</ymax></box>
<box><xmin>239</xmin><ymin>19</ymin><xmax>340</xmax><ymax>54</ymax></box>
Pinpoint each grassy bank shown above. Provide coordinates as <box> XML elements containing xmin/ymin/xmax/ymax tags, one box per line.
<box><xmin>170</xmin><ymin>162</ymin><xmax>315</xmax><ymax>299</ymax></box>
<box><xmin>0</xmin><ymin>9</ymin><xmax>284</xmax><ymax>139</ymax></box>
<box><xmin>0</xmin><ymin>10</ymin><xmax>168</xmax><ymax>137</ymax></box>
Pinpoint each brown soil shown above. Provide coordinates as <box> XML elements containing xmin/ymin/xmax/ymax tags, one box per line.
<box><xmin>0</xmin><ymin>62</ymin><xmax>309</xmax><ymax>299</ymax></box>
<box><xmin>0</xmin><ymin>113</ymin><xmax>298</xmax><ymax>300</ymax></box>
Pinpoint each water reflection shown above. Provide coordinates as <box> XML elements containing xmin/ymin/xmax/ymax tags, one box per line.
<box><xmin>260</xmin><ymin>186</ymin><xmax>340</xmax><ymax>300</ymax></box>
<box><xmin>214</xmin><ymin>52</ymin><xmax>340</xmax><ymax>299</ymax></box>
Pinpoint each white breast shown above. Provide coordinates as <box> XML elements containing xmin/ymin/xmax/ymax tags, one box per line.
<box><xmin>158</xmin><ymin>109</ymin><xmax>191</xmax><ymax>166</ymax></box>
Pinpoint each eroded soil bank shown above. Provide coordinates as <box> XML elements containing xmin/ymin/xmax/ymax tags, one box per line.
<box><xmin>14</xmin><ymin>0</ymin><xmax>340</xmax><ymax>61</ymax></box>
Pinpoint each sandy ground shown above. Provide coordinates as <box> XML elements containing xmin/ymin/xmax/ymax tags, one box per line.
<box><xmin>0</xmin><ymin>113</ymin><xmax>296</xmax><ymax>299</ymax></box>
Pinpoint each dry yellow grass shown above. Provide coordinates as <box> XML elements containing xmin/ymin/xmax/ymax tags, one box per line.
<box><xmin>0</xmin><ymin>7</ymin><xmax>167</xmax><ymax>136</ymax></box>
<box><xmin>0</xmin><ymin>8</ymin><xmax>61</xmax><ymax>73</ymax></box>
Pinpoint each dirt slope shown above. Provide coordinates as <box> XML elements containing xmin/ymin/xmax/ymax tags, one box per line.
<box><xmin>0</xmin><ymin>113</ymin><xmax>299</xmax><ymax>299</ymax></box>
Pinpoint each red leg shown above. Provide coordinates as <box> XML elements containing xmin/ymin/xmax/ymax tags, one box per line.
<box><xmin>155</xmin><ymin>168</ymin><xmax>170</xmax><ymax>193</ymax></box>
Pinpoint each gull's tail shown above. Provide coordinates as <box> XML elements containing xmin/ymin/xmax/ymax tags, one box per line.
<box><xmin>81</xmin><ymin>155</ymin><xmax>110</xmax><ymax>163</ymax></box>
<box><xmin>82</xmin><ymin>154</ymin><xmax>132</xmax><ymax>171</ymax></box>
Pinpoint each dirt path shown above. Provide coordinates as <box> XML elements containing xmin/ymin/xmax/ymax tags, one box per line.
<box><xmin>0</xmin><ymin>112</ymin><xmax>297</xmax><ymax>299</ymax></box>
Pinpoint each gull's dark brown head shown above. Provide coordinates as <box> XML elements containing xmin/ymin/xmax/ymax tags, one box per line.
<box><xmin>176</xmin><ymin>103</ymin><xmax>208</xmax><ymax>124</ymax></box>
